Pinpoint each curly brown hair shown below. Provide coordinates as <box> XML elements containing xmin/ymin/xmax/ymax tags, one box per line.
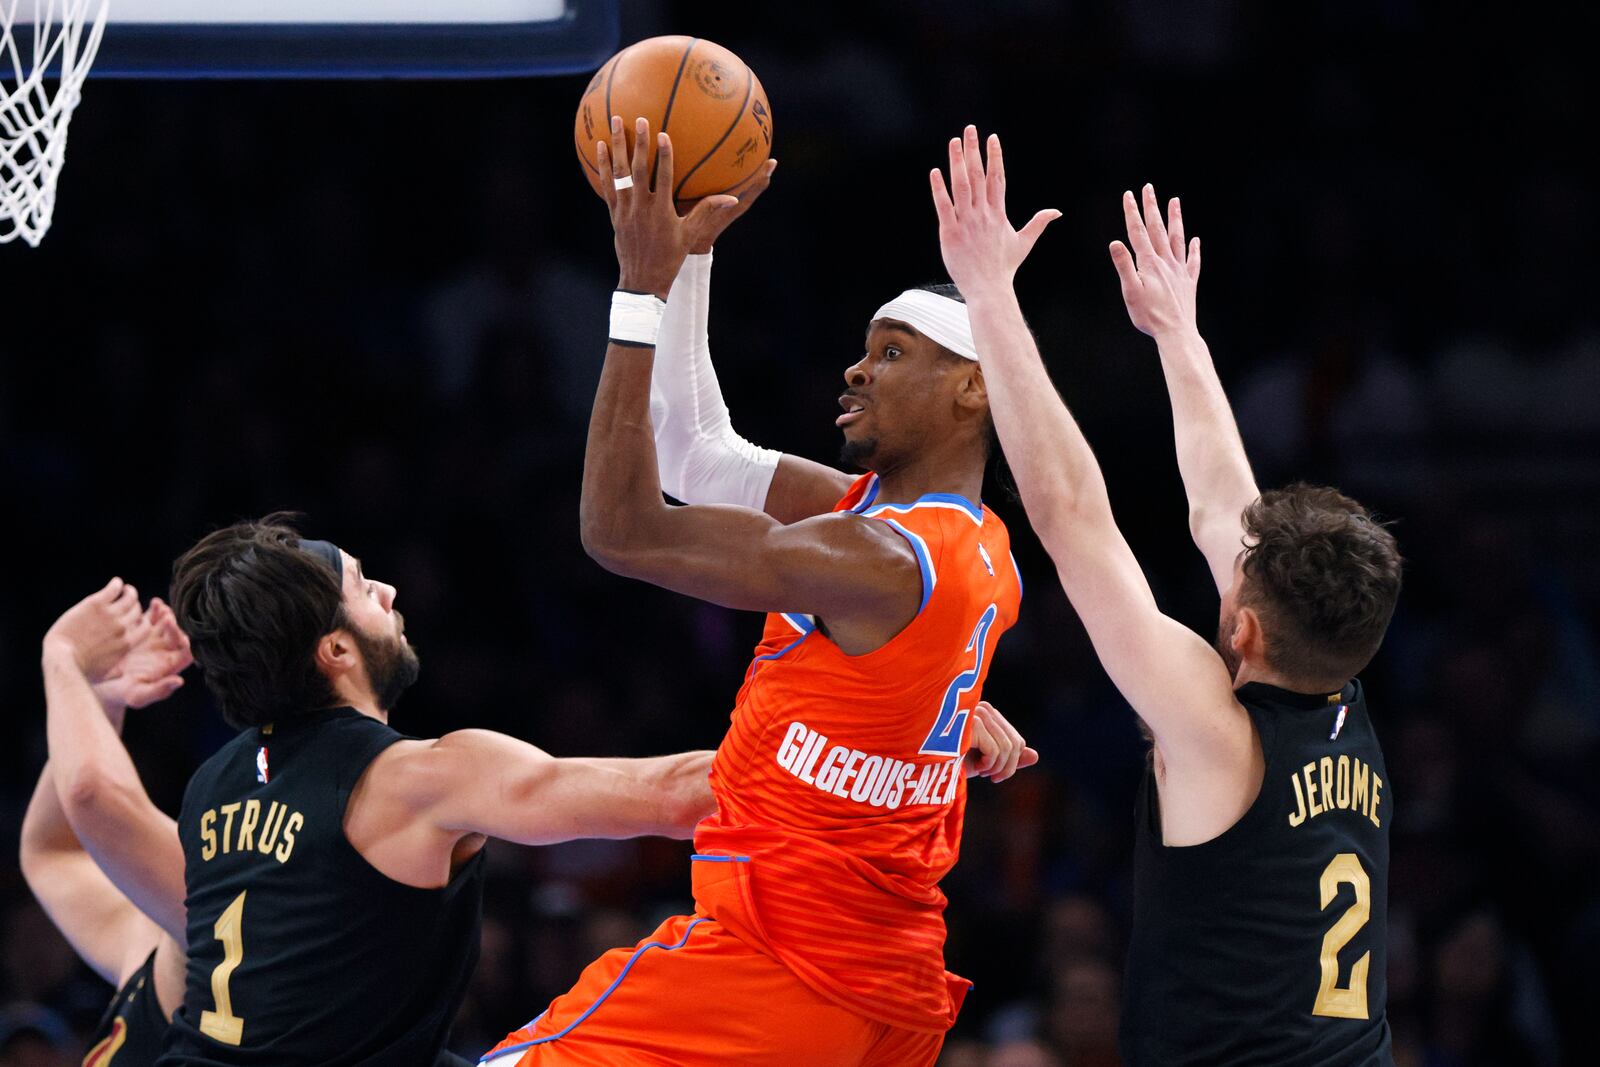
<box><xmin>1239</xmin><ymin>485</ymin><xmax>1402</xmax><ymax>685</ymax></box>
<box><xmin>170</xmin><ymin>513</ymin><xmax>347</xmax><ymax>729</ymax></box>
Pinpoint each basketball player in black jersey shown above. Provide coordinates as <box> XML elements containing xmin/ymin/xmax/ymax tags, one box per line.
<box><xmin>932</xmin><ymin>129</ymin><xmax>1402</xmax><ymax>1065</ymax></box>
<box><xmin>27</xmin><ymin>580</ymin><xmax>193</xmax><ymax>1064</ymax></box>
<box><xmin>139</xmin><ymin>516</ymin><xmax>719</xmax><ymax>1067</ymax></box>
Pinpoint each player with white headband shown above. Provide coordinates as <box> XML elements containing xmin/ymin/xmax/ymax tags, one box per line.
<box><xmin>645</xmin><ymin>188</ymin><xmax>984</xmax><ymax>520</ymax></box>
<box><xmin>482</xmin><ymin>117</ymin><xmax>1038</xmax><ymax>1067</ymax></box>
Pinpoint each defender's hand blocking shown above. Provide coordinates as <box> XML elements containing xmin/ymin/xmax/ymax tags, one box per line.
<box><xmin>42</xmin><ymin>578</ymin><xmax>152</xmax><ymax>685</ymax></box>
<box><xmin>1110</xmin><ymin>184</ymin><xmax>1201</xmax><ymax>339</ymax></box>
<box><xmin>598</xmin><ymin>116</ymin><xmax>739</xmax><ymax>300</ymax></box>
<box><xmin>931</xmin><ymin>126</ymin><xmax>1061</xmax><ymax>295</ymax></box>
<box><xmin>95</xmin><ymin>598</ymin><xmax>192</xmax><ymax>711</ymax></box>
<box><xmin>964</xmin><ymin>701</ymin><xmax>1040</xmax><ymax>784</ymax></box>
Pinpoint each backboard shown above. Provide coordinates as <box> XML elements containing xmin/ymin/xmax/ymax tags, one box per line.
<box><xmin>19</xmin><ymin>0</ymin><xmax>619</xmax><ymax>78</ymax></box>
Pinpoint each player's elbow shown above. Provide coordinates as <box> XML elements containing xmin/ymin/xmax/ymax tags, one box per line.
<box><xmin>578</xmin><ymin>505</ymin><xmax>633</xmax><ymax>570</ymax></box>
<box><xmin>18</xmin><ymin>834</ymin><xmax>49</xmax><ymax>895</ymax></box>
<box><xmin>579</xmin><ymin>509</ymin><xmax>669</xmax><ymax>584</ymax></box>
<box><xmin>59</xmin><ymin>764</ymin><xmax>138</xmax><ymax>833</ymax></box>
<box><xmin>1027</xmin><ymin>493</ymin><xmax>1100</xmax><ymax>556</ymax></box>
<box><xmin>579</xmin><ymin>519</ymin><xmax>642</xmax><ymax>578</ymax></box>
<box><xmin>1187</xmin><ymin>505</ymin><xmax>1218</xmax><ymax>549</ymax></box>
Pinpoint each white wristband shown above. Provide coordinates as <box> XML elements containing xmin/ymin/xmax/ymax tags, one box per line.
<box><xmin>610</xmin><ymin>290</ymin><xmax>667</xmax><ymax>347</ymax></box>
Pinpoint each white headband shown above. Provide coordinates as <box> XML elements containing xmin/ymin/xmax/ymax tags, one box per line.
<box><xmin>872</xmin><ymin>289</ymin><xmax>978</xmax><ymax>362</ymax></box>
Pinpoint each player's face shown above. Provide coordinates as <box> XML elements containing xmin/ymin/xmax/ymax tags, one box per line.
<box><xmin>837</xmin><ymin>320</ymin><xmax>968</xmax><ymax>471</ymax></box>
<box><xmin>339</xmin><ymin>550</ymin><xmax>419</xmax><ymax>712</ymax></box>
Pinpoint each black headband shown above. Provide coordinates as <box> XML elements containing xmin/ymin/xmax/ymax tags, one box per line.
<box><xmin>298</xmin><ymin>538</ymin><xmax>344</xmax><ymax>585</ymax></box>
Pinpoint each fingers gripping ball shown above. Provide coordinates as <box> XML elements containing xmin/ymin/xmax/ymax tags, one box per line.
<box><xmin>575</xmin><ymin>36</ymin><xmax>773</xmax><ymax>205</ymax></box>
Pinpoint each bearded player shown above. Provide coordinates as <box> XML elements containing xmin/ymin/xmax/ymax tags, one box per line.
<box><xmin>146</xmin><ymin>517</ymin><xmax>725</xmax><ymax>1067</ymax></box>
<box><xmin>484</xmin><ymin>118</ymin><xmax>1034</xmax><ymax>1067</ymax></box>
<box><xmin>931</xmin><ymin>127</ymin><xmax>1400</xmax><ymax>1065</ymax></box>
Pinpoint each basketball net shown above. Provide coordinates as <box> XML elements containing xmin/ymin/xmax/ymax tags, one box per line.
<box><xmin>0</xmin><ymin>0</ymin><xmax>108</xmax><ymax>247</ymax></box>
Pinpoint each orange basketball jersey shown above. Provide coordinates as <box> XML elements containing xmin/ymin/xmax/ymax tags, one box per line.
<box><xmin>691</xmin><ymin>473</ymin><xmax>1023</xmax><ymax>1034</ymax></box>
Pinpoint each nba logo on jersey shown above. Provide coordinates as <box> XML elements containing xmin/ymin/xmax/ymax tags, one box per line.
<box><xmin>977</xmin><ymin>541</ymin><xmax>995</xmax><ymax>576</ymax></box>
<box><xmin>256</xmin><ymin>746</ymin><xmax>270</xmax><ymax>783</ymax></box>
<box><xmin>1330</xmin><ymin>705</ymin><xmax>1348</xmax><ymax>741</ymax></box>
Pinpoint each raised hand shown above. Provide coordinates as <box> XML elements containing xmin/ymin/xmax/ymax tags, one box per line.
<box><xmin>1109</xmin><ymin>183</ymin><xmax>1201</xmax><ymax>339</ymax></box>
<box><xmin>598</xmin><ymin>116</ymin><xmax>739</xmax><ymax>300</ymax></box>
<box><xmin>42</xmin><ymin>578</ymin><xmax>152</xmax><ymax>684</ymax></box>
<box><xmin>94</xmin><ymin>598</ymin><xmax>192</xmax><ymax>711</ymax></box>
<box><xmin>930</xmin><ymin>125</ymin><xmax>1061</xmax><ymax>296</ymax></box>
<box><xmin>964</xmin><ymin>700</ymin><xmax>1041</xmax><ymax>784</ymax></box>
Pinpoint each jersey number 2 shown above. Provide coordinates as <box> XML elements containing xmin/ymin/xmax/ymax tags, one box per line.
<box><xmin>919</xmin><ymin>604</ymin><xmax>998</xmax><ymax>756</ymax></box>
<box><xmin>200</xmin><ymin>890</ymin><xmax>248</xmax><ymax>1045</ymax></box>
<box><xmin>1313</xmin><ymin>853</ymin><xmax>1371</xmax><ymax>1019</ymax></box>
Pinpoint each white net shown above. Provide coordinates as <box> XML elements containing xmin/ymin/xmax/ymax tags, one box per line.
<box><xmin>1</xmin><ymin>0</ymin><xmax>108</xmax><ymax>247</ymax></box>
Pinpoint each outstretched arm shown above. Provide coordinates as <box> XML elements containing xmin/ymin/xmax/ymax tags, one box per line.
<box><xmin>931</xmin><ymin>128</ymin><xmax>1248</xmax><ymax>769</ymax></box>
<box><xmin>1110</xmin><ymin>185</ymin><xmax>1259</xmax><ymax>594</ymax></box>
<box><xmin>40</xmin><ymin>582</ymin><xmax>190</xmax><ymax>949</ymax></box>
<box><xmin>650</xmin><ymin>166</ymin><xmax>855</xmax><ymax>524</ymax></box>
<box><xmin>348</xmin><ymin>731</ymin><xmax>718</xmax><ymax>883</ymax></box>
<box><xmin>374</xmin><ymin>704</ymin><xmax>1038</xmax><ymax>861</ymax></box>
<box><xmin>580</xmin><ymin>117</ymin><xmax>920</xmax><ymax>653</ymax></box>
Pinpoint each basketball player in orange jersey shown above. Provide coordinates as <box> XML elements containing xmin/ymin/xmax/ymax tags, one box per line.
<box><xmin>483</xmin><ymin>117</ymin><xmax>1035</xmax><ymax>1067</ymax></box>
<box><xmin>931</xmin><ymin>128</ymin><xmax>1400</xmax><ymax>1065</ymax></box>
<box><xmin>25</xmin><ymin>582</ymin><xmax>193</xmax><ymax>1063</ymax></box>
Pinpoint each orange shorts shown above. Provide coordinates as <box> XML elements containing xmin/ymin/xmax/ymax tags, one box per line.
<box><xmin>480</xmin><ymin>912</ymin><xmax>945</xmax><ymax>1067</ymax></box>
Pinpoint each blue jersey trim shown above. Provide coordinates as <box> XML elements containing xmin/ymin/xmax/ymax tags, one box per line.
<box><xmin>1009</xmin><ymin>550</ymin><xmax>1024</xmax><ymax>598</ymax></box>
<box><xmin>864</xmin><ymin>493</ymin><xmax>983</xmax><ymax>526</ymax></box>
<box><xmin>779</xmin><ymin>612</ymin><xmax>817</xmax><ymax>635</ymax></box>
<box><xmin>746</xmin><ymin>630</ymin><xmax>811</xmax><ymax>678</ymax></box>
<box><xmin>849</xmin><ymin>475</ymin><xmax>882</xmax><ymax>513</ymax></box>
<box><xmin>690</xmin><ymin>854</ymin><xmax>751</xmax><ymax>863</ymax></box>
<box><xmin>881</xmin><ymin>519</ymin><xmax>935</xmax><ymax>613</ymax></box>
<box><xmin>479</xmin><ymin>918</ymin><xmax>709</xmax><ymax>1060</ymax></box>
<box><xmin>917</xmin><ymin>492</ymin><xmax>984</xmax><ymax>522</ymax></box>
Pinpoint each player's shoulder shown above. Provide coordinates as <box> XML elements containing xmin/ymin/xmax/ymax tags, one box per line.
<box><xmin>789</xmin><ymin>507</ymin><xmax>923</xmax><ymax>563</ymax></box>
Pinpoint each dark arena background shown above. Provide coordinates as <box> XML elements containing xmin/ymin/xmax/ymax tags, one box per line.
<box><xmin>2</xmin><ymin>2</ymin><xmax>1596</xmax><ymax>1064</ymax></box>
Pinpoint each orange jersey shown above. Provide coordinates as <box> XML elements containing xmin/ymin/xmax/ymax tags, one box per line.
<box><xmin>692</xmin><ymin>473</ymin><xmax>1023</xmax><ymax>1033</ymax></box>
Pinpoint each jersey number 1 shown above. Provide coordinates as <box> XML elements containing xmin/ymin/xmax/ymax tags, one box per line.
<box><xmin>1313</xmin><ymin>853</ymin><xmax>1371</xmax><ymax>1019</ymax></box>
<box><xmin>200</xmin><ymin>890</ymin><xmax>248</xmax><ymax>1045</ymax></box>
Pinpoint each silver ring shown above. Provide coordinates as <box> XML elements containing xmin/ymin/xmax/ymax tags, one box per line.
<box><xmin>613</xmin><ymin>175</ymin><xmax>635</xmax><ymax>191</ymax></box>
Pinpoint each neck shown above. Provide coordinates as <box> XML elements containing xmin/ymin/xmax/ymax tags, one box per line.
<box><xmin>1232</xmin><ymin>658</ymin><xmax>1345</xmax><ymax>697</ymax></box>
<box><xmin>869</xmin><ymin>438</ymin><xmax>987</xmax><ymax>507</ymax></box>
<box><xmin>329</xmin><ymin>679</ymin><xmax>387</xmax><ymax>723</ymax></box>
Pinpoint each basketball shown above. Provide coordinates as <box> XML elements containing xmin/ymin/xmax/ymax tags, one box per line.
<box><xmin>574</xmin><ymin>36</ymin><xmax>773</xmax><ymax>203</ymax></box>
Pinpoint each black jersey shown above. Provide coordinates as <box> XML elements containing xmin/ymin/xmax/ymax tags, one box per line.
<box><xmin>1122</xmin><ymin>681</ymin><xmax>1393</xmax><ymax>1067</ymax></box>
<box><xmin>84</xmin><ymin>949</ymin><xmax>169</xmax><ymax>1065</ymax></box>
<box><xmin>157</xmin><ymin>706</ymin><xmax>485</xmax><ymax>1067</ymax></box>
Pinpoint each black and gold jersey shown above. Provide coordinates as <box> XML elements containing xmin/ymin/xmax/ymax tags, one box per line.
<box><xmin>84</xmin><ymin>950</ymin><xmax>169</xmax><ymax>1066</ymax></box>
<box><xmin>157</xmin><ymin>706</ymin><xmax>484</xmax><ymax>1066</ymax></box>
<box><xmin>1122</xmin><ymin>681</ymin><xmax>1393</xmax><ymax>1066</ymax></box>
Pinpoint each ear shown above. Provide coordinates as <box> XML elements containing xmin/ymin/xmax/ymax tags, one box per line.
<box><xmin>954</xmin><ymin>362</ymin><xmax>988</xmax><ymax>415</ymax></box>
<box><xmin>1233</xmin><ymin>606</ymin><xmax>1269</xmax><ymax>666</ymax></box>
<box><xmin>314</xmin><ymin>629</ymin><xmax>359</xmax><ymax>680</ymax></box>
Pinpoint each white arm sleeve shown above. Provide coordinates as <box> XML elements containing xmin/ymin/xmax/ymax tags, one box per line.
<box><xmin>650</xmin><ymin>251</ymin><xmax>781</xmax><ymax>509</ymax></box>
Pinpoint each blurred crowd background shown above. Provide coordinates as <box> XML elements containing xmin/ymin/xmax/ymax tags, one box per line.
<box><xmin>1</xmin><ymin>2</ymin><xmax>1595</xmax><ymax>1065</ymax></box>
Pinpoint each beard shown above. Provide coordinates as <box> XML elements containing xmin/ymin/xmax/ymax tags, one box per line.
<box><xmin>838</xmin><ymin>436</ymin><xmax>879</xmax><ymax>472</ymax></box>
<box><xmin>350</xmin><ymin>613</ymin><xmax>420</xmax><ymax>713</ymax></box>
<box><xmin>1214</xmin><ymin>608</ymin><xmax>1242</xmax><ymax>680</ymax></box>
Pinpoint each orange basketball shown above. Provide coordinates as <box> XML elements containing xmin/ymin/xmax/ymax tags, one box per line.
<box><xmin>574</xmin><ymin>36</ymin><xmax>773</xmax><ymax>203</ymax></box>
